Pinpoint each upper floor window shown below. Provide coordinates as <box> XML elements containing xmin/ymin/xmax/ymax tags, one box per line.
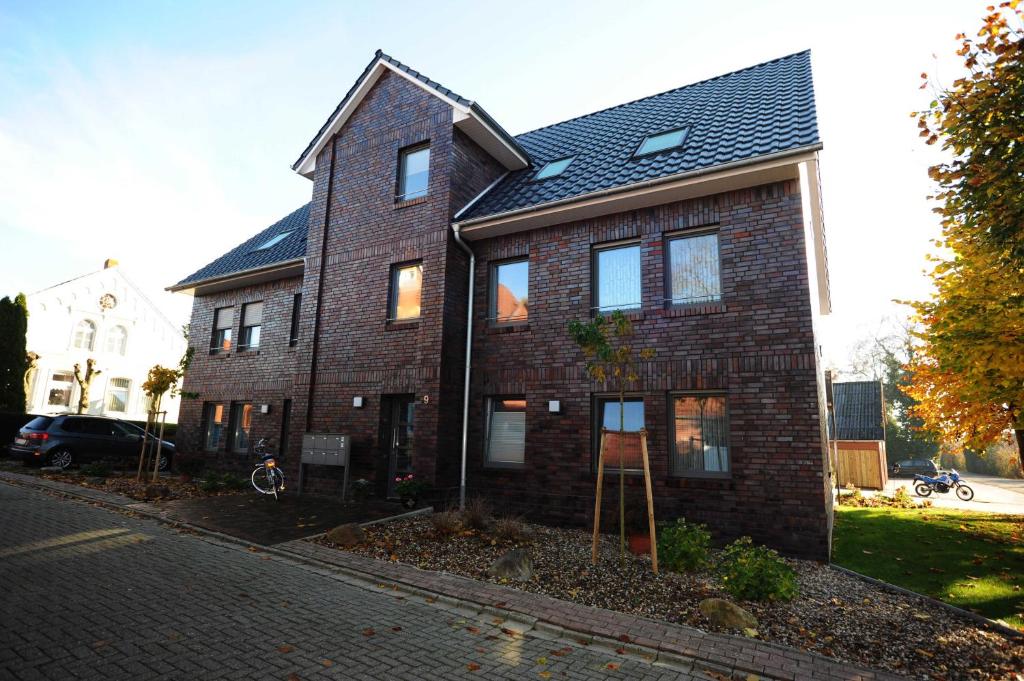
<box><xmin>388</xmin><ymin>262</ymin><xmax>422</xmax><ymax>321</ymax></box>
<box><xmin>240</xmin><ymin>302</ymin><xmax>263</xmax><ymax>350</ymax></box>
<box><xmin>593</xmin><ymin>242</ymin><xmax>641</xmax><ymax>313</ymax></box>
<box><xmin>73</xmin><ymin>320</ymin><xmax>96</xmax><ymax>350</ymax></box>
<box><xmin>667</xmin><ymin>230</ymin><xmax>721</xmax><ymax>306</ymax></box>
<box><xmin>289</xmin><ymin>293</ymin><xmax>302</xmax><ymax>347</ymax></box>
<box><xmin>635</xmin><ymin>127</ymin><xmax>688</xmax><ymax>157</ymax></box>
<box><xmin>672</xmin><ymin>394</ymin><xmax>729</xmax><ymax>476</ymax></box>
<box><xmin>106</xmin><ymin>377</ymin><xmax>130</xmax><ymax>413</ymax></box>
<box><xmin>397</xmin><ymin>144</ymin><xmax>430</xmax><ymax>201</ymax></box>
<box><xmin>490</xmin><ymin>259</ymin><xmax>529</xmax><ymax>324</ymax></box>
<box><xmin>485</xmin><ymin>397</ymin><xmax>526</xmax><ymax>466</ymax></box>
<box><xmin>533</xmin><ymin>157</ymin><xmax>574</xmax><ymax>181</ymax></box>
<box><xmin>211</xmin><ymin>307</ymin><xmax>234</xmax><ymax>353</ymax></box>
<box><xmin>105</xmin><ymin>325</ymin><xmax>128</xmax><ymax>355</ymax></box>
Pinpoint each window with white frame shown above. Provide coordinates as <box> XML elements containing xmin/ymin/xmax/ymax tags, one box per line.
<box><xmin>106</xmin><ymin>378</ymin><xmax>130</xmax><ymax>413</ymax></box>
<box><xmin>672</xmin><ymin>394</ymin><xmax>729</xmax><ymax>475</ymax></box>
<box><xmin>485</xmin><ymin>397</ymin><xmax>526</xmax><ymax>465</ymax></box>
<box><xmin>667</xmin><ymin>231</ymin><xmax>721</xmax><ymax>305</ymax></box>
<box><xmin>593</xmin><ymin>242</ymin><xmax>641</xmax><ymax>313</ymax></box>
<box><xmin>73</xmin><ymin>320</ymin><xmax>96</xmax><ymax>350</ymax></box>
<box><xmin>47</xmin><ymin>371</ymin><xmax>74</xmax><ymax>407</ymax></box>
<box><xmin>105</xmin><ymin>325</ymin><xmax>128</xmax><ymax>355</ymax></box>
<box><xmin>240</xmin><ymin>302</ymin><xmax>263</xmax><ymax>350</ymax></box>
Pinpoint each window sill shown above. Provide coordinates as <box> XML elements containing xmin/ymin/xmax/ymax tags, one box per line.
<box><xmin>483</xmin><ymin>462</ymin><xmax>526</xmax><ymax>471</ymax></box>
<box><xmin>662</xmin><ymin>302</ymin><xmax>726</xmax><ymax>317</ymax></box>
<box><xmin>236</xmin><ymin>348</ymin><xmax>261</xmax><ymax>356</ymax></box>
<box><xmin>593</xmin><ymin>309</ymin><xmax>644</xmax><ymax>321</ymax></box>
<box><xmin>208</xmin><ymin>351</ymin><xmax>231</xmax><ymax>358</ymax></box>
<box><xmin>671</xmin><ymin>471</ymin><xmax>731</xmax><ymax>481</ymax></box>
<box><xmin>385</xmin><ymin>319</ymin><xmax>420</xmax><ymax>331</ymax></box>
<box><xmin>394</xmin><ymin>195</ymin><xmax>429</xmax><ymax>209</ymax></box>
<box><xmin>485</xmin><ymin>323</ymin><xmax>531</xmax><ymax>335</ymax></box>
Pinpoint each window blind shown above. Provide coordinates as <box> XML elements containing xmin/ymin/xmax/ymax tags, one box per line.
<box><xmin>242</xmin><ymin>302</ymin><xmax>263</xmax><ymax>327</ymax></box>
<box><xmin>215</xmin><ymin>307</ymin><xmax>235</xmax><ymax>330</ymax></box>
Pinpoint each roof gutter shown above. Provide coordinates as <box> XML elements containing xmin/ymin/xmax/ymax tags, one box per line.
<box><xmin>454</xmin><ymin>143</ymin><xmax>823</xmax><ymax>231</ymax></box>
<box><xmin>166</xmin><ymin>258</ymin><xmax>305</xmax><ymax>294</ymax></box>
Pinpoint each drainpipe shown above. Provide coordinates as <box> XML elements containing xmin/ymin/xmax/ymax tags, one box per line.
<box><xmin>451</xmin><ymin>223</ymin><xmax>474</xmax><ymax>511</ymax></box>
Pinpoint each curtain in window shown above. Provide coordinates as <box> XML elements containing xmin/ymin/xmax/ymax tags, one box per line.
<box><xmin>669</xmin><ymin>233</ymin><xmax>721</xmax><ymax>304</ymax></box>
<box><xmin>48</xmin><ymin>371</ymin><xmax>74</xmax><ymax>406</ymax></box>
<box><xmin>487</xmin><ymin>398</ymin><xmax>526</xmax><ymax>464</ymax></box>
<box><xmin>673</xmin><ymin>395</ymin><xmax>729</xmax><ymax>473</ymax></box>
<box><xmin>596</xmin><ymin>245</ymin><xmax>641</xmax><ymax>312</ymax></box>
<box><xmin>393</xmin><ymin>264</ymin><xmax>422</xmax><ymax>320</ymax></box>
<box><xmin>106</xmin><ymin>378</ymin><xmax>130</xmax><ymax>412</ymax></box>
<box><xmin>105</xmin><ymin>326</ymin><xmax>128</xmax><ymax>355</ymax></box>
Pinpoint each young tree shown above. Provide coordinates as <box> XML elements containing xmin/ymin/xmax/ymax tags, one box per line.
<box><xmin>72</xmin><ymin>359</ymin><xmax>102</xmax><ymax>414</ymax></box>
<box><xmin>569</xmin><ymin>311</ymin><xmax>655</xmax><ymax>557</ymax></box>
<box><xmin>909</xmin><ymin>3</ymin><xmax>1024</xmax><ymax>465</ymax></box>
<box><xmin>0</xmin><ymin>294</ymin><xmax>29</xmax><ymax>411</ymax></box>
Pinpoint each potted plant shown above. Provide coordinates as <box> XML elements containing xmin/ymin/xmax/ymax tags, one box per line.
<box><xmin>394</xmin><ymin>474</ymin><xmax>428</xmax><ymax>509</ymax></box>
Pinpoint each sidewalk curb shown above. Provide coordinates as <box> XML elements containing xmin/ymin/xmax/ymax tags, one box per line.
<box><xmin>829</xmin><ymin>564</ymin><xmax>1023</xmax><ymax>640</ymax></box>
<box><xmin>2</xmin><ymin>472</ymin><xmax>900</xmax><ymax>681</ymax></box>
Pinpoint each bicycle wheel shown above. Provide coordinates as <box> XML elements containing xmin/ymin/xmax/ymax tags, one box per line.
<box><xmin>251</xmin><ymin>465</ymin><xmax>275</xmax><ymax>494</ymax></box>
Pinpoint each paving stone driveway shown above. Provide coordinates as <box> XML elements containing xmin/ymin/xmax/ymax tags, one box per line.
<box><xmin>0</xmin><ymin>483</ymin><xmax>693</xmax><ymax>680</ymax></box>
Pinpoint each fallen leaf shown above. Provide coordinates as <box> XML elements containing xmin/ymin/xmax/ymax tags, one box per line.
<box><xmin>391</xmin><ymin>626</ymin><xmax>402</xmax><ymax>632</ymax></box>
<box><xmin>915</xmin><ymin>648</ymin><xmax>934</xmax><ymax>658</ymax></box>
<box><xmin>466</xmin><ymin>626</ymin><xmax>480</xmax><ymax>634</ymax></box>
<box><xmin>862</xmin><ymin>549</ymin><xmax>873</xmax><ymax>554</ymax></box>
<box><xmin>539</xmin><ymin>672</ymin><xmax>551</xmax><ymax>679</ymax></box>
<box><xmin>928</xmin><ymin>567</ymin><xmax>945</xmax><ymax>574</ymax></box>
<box><xmin>616</xmin><ymin>634</ymin><xmax>631</xmax><ymax>643</ymax></box>
<box><xmin>277</xmin><ymin>644</ymin><xmax>294</xmax><ymax>654</ymax></box>
<box><xmin>362</xmin><ymin>628</ymin><xmax>375</xmax><ymax>637</ymax></box>
<box><xmin>606</xmin><ymin>662</ymin><xmax>620</xmax><ymax>670</ymax></box>
<box><xmin>467</xmin><ymin>662</ymin><xmax>481</xmax><ymax>672</ymax></box>
<box><xmin>286</xmin><ymin>674</ymin><xmax>300</xmax><ymax>681</ymax></box>
<box><xmin>536</xmin><ymin>656</ymin><xmax>548</xmax><ymax>665</ymax></box>
<box><xmin>501</xmin><ymin>627</ymin><xmax>518</xmax><ymax>637</ymax></box>
<box><xmin>92</xmin><ymin>640</ymin><xmax>110</xmax><ymax>649</ymax></box>
<box><xmin>321</xmin><ymin>659</ymin><xmax>333</xmax><ymax>668</ymax></box>
<box><xmin>966</xmin><ymin>575</ymin><xmax>980</xmax><ymax>580</ymax></box>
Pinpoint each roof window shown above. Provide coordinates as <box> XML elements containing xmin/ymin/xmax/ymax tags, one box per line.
<box><xmin>253</xmin><ymin>231</ymin><xmax>293</xmax><ymax>251</ymax></box>
<box><xmin>635</xmin><ymin>128</ymin><xmax>688</xmax><ymax>157</ymax></box>
<box><xmin>533</xmin><ymin>157</ymin><xmax>574</xmax><ymax>181</ymax></box>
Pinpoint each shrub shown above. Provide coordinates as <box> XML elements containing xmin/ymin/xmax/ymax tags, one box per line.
<box><xmin>462</xmin><ymin>497</ymin><xmax>493</xmax><ymax>531</ymax></box>
<box><xmin>221</xmin><ymin>473</ymin><xmax>248</xmax><ymax>490</ymax></box>
<box><xmin>197</xmin><ymin>476</ymin><xmax>221</xmax><ymax>493</ymax></box>
<box><xmin>351</xmin><ymin>478</ymin><xmax>373</xmax><ymax>502</ymax></box>
<box><xmin>431</xmin><ymin>509</ymin><xmax>463</xmax><ymax>538</ymax></box>
<box><xmin>175</xmin><ymin>454</ymin><xmax>205</xmax><ymax>478</ymax></box>
<box><xmin>492</xmin><ymin>515</ymin><xmax>532</xmax><ymax>543</ymax></box>
<box><xmin>891</xmin><ymin>485</ymin><xmax>916</xmax><ymax>508</ymax></box>
<box><xmin>657</xmin><ymin>518</ymin><xmax>711</xmax><ymax>573</ymax></box>
<box><xmin>80</xmin><ymin>462</ymin><xmax>111</xmax><ymax>478</ymax></box>
<box><xmin>196</xmin><ymin>471</ymin><xmax>247</xmax><ymax>492</ymax></box>
<box><xmin>718</xmin><ymin>537</ymin><xmax>798</xmax><ymax>602</ymax></box>
<box><xmin>840</xmin><ymin>485</ymin><xmax>864</xmax><ymax>506</ymax></box>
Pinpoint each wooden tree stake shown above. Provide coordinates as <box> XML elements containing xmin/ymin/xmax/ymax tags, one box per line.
<box><xmin>639</xmin><ymin>429</ymin><xmax>658</xmax><ymax>574</ymax></box>
<box><xmin>591</xmin><ymin>429</ymin><xmax>608</xmax><ymax>565</ymax></box>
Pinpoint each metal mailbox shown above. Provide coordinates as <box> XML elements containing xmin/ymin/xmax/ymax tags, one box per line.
<box><xmin>299</xmin><ymin>432</ymin><xmax>350</xmax><ymax>498</ymax></box>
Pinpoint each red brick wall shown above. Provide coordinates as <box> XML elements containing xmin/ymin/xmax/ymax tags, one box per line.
<box><xmin>463</xmin><ymin>181</ymin><xmax>832</xmax><ymax>560</ymax></box>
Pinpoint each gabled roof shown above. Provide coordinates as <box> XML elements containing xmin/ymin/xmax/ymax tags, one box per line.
<box><xmin>831</xmin><ymin>381</ymin><xmax>886</xmax><ymax>441</ymax></box>
<box><xmin>292</xmin><ymin>50</ymin><xmax>530</xmax><ymax>177</ymax></box>
<box><xmin>169</xmin><ymin>203</ymin><xmax>310</xmax><ymax>293</ymax></box>
<box><xmin>459</xmin><ymin>51</ymin><xmax>819</xmax><ymax>222</ymax></box>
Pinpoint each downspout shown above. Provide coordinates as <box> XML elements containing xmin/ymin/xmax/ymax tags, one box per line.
<box><xmin>451</xmin><ymin>223</ymin><xmax>474</xmax><ymax>511</ymax></box>
<box><xmin>306</xmin><ymin>135</ymin><xmax>337</xmax><ymax>427</ymax></box>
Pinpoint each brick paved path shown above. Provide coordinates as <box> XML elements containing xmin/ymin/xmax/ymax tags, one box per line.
<box><xmin>0</xmin><ymin>483</ymin><xmax>693</xmax><ymax>680</ymax></box>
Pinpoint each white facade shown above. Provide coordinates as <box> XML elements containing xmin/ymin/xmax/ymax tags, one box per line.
<box><xmin>24</xmin><ymin>262</ymin><xmax>185</xmax><ymax>423</ymax></box>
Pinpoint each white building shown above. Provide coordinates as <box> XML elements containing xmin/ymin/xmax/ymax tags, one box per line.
<box><xmin>24</xmin><ymin>260</ymin><xmax>185</xmax><ymax>423</ymax></box>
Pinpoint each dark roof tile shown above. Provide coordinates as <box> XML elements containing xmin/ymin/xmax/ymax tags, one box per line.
<box><xmin>832</xmin><ymin>381</ymin><xmax>886</xmax><ymax>441</ymax></box>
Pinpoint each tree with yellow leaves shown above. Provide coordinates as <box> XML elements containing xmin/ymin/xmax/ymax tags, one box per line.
<box><xmin>907</xmin><ymin>2</ymin><xmax>1024</xmax><ymax>466</ymax></box>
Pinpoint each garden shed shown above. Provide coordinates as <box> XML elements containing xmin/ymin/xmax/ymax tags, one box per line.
<box><xmin>829</xmin><ymin>381</ymin><xmax>888</xmax><ymax>489</ymax></box>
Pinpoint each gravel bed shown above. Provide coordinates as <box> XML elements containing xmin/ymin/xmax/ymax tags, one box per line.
<box><xmin>38</xmin><ymin>471</ymin><xmax>246</xmax><ymax>501</ymax></box>
<box><xmin>318</xmin><ymin>516</ymin><xmax>1024</xmax><ymax>680</ymax></box>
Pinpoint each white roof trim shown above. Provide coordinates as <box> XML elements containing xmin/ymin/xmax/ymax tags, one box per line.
<box><xmin>294</xmin><ymin>58</ymin><xmax>528</xmax><ymax>178</ymax></box>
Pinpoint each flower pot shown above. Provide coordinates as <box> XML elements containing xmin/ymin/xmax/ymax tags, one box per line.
<box><xmin>628</xmin><ymin>532</ymin><xmax>651</xmax><ymax>555</ymax></box>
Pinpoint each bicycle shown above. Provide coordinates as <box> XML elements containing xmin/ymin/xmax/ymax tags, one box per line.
<box><xmin>251</xmin><ymin>438</ymin><xmax>285</xmax><ymax>501</ymax></box>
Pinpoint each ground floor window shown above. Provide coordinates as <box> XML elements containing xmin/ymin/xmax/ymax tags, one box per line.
<box><xmin>47</xmin><ymin>371</ymin><xmax>74</xmax><ymax>407</ymax></box>
<box><xmin>228</xmin><ymin>402</ymin><xmax>253</xmax><ymax>454</ymax></box>
<box><xmin>204</xmin><ymin>403</ymin><xmax>225</xmax><ymax>451</ymax></box>
<box><xmin>595</xmin><ymin>396</ymin><xmax>645</xmax><ymax>472</ymax></box>
<box><xmin>485</xmin><ymin>397</ymin><xmax>526</xmax><ymax>466</ymax></box>
<box><xmin>105</xmin><ymin>378</ymin><xmax>130</xmax><ymax>413</ymax></box>
<box><xmin>672</xmin><ymin>394</ymin><xmax>729</xmax><ymax>475</ymax></box>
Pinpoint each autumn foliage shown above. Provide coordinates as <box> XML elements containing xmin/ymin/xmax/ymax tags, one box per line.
<box><xmin>906</xmin><ymin>3</ymin><xmax>1024</xmax><ymax>464</ymax></box>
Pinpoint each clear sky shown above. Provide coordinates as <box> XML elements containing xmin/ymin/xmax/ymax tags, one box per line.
<box><xmin>0</xmin><ymin>0</ymin><xmax>981</xmax><ymax>369</ymax></box>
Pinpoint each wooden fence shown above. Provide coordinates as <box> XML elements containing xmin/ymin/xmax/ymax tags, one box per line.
<box><xmin>831</xmin><ymin>440</ymin><xmax>887</xmax><ymax>489</ymax></box>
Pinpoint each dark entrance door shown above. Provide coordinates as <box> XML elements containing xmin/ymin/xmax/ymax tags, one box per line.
<box><xmin>382</xmin><ymin>395</ymin><xmax>415</xmax><ymax>498</ymax></box>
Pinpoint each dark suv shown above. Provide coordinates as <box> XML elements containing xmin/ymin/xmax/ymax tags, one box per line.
<box><xmin>10</xmin><ymin>415</ymin><xmax>175</xmax><ymax>471</ymax></box>
<box><xmin>890</xmin><ymin>459</ymin><xmax>939</xmax><ymax>478</ymax></box>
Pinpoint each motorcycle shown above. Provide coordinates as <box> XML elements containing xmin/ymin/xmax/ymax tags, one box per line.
<box><xmin>914</xmin><ymin>469</ymin><xmax>974</xmax><ymax>501</ymax></box>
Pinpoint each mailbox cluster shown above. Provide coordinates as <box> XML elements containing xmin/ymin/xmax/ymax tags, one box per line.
<box><xmin>299</xmin><ymin>433</ymin><xmax>350</xmax><ymax>497</ymax></box>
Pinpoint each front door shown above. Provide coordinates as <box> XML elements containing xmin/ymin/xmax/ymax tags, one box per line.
<box><xmin>383</xmin><ymin>395</ymin><xmax>415</xmax><ymax>498</ymax></box>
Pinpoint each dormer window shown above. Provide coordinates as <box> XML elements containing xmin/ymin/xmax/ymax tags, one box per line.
<box><xmin>635</xmin><ymin>127</ymin><xmax>688</xmax><ymax>157</ymax></box>
<box><xmin>398</xmin><ymin>144</ymin><xmax>430</xmax><ymax>201</ymax></box>
<box><xmin>533</xmin><ymin>157</ymin><xmax>574</xmax><ymax>181</ymax></box>
<box><xmin>254</xmin><ymin>231</ymin><xmax>292</xmax><ymax>251</ymax></box>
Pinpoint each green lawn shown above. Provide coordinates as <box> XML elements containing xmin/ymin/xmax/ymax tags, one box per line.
<box><xmin>832</xmin><ymin>506</ymin><xmax>1024</xmax><ymax>630</ymax></box>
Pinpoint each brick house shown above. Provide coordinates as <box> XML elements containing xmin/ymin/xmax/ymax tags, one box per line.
<box><xmin>169</xmin><ymin>50</ymin><xmax>834</xmax><ymax>559</ymax></box>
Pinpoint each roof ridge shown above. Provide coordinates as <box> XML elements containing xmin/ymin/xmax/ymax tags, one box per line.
<box><xmin>513</xmin><ymin>49</ymin><xmax>811</xmax><ymax>142</ymax></box>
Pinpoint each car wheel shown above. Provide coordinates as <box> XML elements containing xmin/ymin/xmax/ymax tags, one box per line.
<box><xmin>158</xmin><ymin>453</ymin><xmax>171</xmax><ymax>472</ymax></box>
<box><xmin>49</xmin><ymin>448</ymin><xmax>73</xmax><ymax>470</ymax></box>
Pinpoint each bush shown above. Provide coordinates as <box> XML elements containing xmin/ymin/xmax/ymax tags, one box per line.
<box><xmin>891</xmin><ymin>485</ymin><xmax>916</xmax><ymax>508</ymax></box>
<box><xmin>175</xmin><ymin>454</ymin><xmax>205</xmax><ymax>478</ymax></box>
<box><xmin>351</xmin><ymin>478</ymin><xmax>373</xmax><ymax>502</ymax></box>
<box><xmin>492</xmin><ymin>515</ymin><xmax>532</xmax><ymax>543</ymax></box>
<box><xmin>657</xmin><ymin>518</ymin><xmax>711</xmax><ymax>573</ymax></box>
<box><xmin>718</xmin><ymin>537</ymin><xmax>798</xmax><ymax>602</ymax></box>
<box><xmin>462</xmin><ymin>497</ymin><xmax>493</xmax><ymax>531</ymax></box>
<box><xmin>430</xmin><ymin>509</ymin><xmax>463</xmax><ymax>538</ymax></box>
<box><xmin>198</xmin><ymin>476</ymin><xmax>221</xmax><ymax>493</ymax></box>
<box><xmin>197</xmin><ymin>471</ymin><xmax>247</xmax><ymax>492</ymax></box>
<box><xmin>80</xmin><ymin>462</ymin><xmax>111</xmax><ymax>478</ymax></box>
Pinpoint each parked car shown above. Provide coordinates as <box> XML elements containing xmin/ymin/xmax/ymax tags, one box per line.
<box><xmin>9</xmin><ymin>415</ymin><xmax>175</xmax><ymax>471</ymax></box>
<box><xmin>890</xmin><ymin>459</ymin><xmax>938</xmax><ymax>478</ymax></box>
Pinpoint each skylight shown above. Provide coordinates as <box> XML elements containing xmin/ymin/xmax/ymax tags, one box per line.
<box><xmin>534</xmin><ymin>157</ymin><xmax>574</xmax><ymax>181</ymax></box>
<box><xmin>635</xmin><ymin>128</ymin><xmax>688</xmax><ymax>157</ymax></box>
<box><xmin>254</xmin><ymin>231</ymin><xmax>293</xmax><ymax>251</ymax></box>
